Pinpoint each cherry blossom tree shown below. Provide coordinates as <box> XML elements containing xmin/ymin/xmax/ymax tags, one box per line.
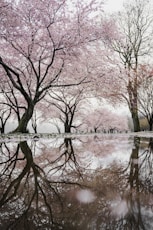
<box><xmin>0</xmin><ymin>0</ymin><xmax>104</xmax><ymax>133</ymax></box>
<box><xmin>0</xmin><ymin>0</ymin><xmax>10</xmax><ymax>35</ymax></box>
<box><xmin>82</xmin><ymin>107</ymin><xmax>129</xmax><ymax>133</ymax></box>
<box><xmin>44</xmin><ymin>87</ymin><xmax>88</xmax><ymax>133</ymax></box>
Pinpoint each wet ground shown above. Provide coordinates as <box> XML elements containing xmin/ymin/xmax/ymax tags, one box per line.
<box><xmin>0</xmin><ymin>134</ymin><xmax>152</xmax><ymax>229</ymax></box>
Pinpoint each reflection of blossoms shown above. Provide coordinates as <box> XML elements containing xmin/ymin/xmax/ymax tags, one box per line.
<box><xmin>76</xmin><ymin>189</ymin><xmax>96</xmax><ymax>203</ymax></box>
<box><xmin>111</xmin><ymin>198</ymin><xmax>129</xmax><ymax>218</ymax></box>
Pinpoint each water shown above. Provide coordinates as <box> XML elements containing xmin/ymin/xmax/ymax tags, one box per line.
<box><xmin>0</xmin><ymin>134</ymin><xmax>152</xmax><ymax>229</ymax></box>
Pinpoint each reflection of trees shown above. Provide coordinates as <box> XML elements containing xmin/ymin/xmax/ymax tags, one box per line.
<box><xmin>0</xmin><ymin>136</ymin><xmax>153</xmax><ymax>229</ymax></box>
<box><xmin>128</xmin><ymin>137</ymin><xmax>153</xmax><ymax>193</ymax></box>
<box><xmin>0</xmin><ymin>141</ymin><xmax>53</xmax><ymax>228</ymax></box>
<box><xmin>48</xmin><ymin>138</ymin><xmax>83</xmax><ymax>178</ymax></box>
<box><xmin>110</xmin><ymin>136</ymin><xmax>153</xmax><ymax>230</ymax></box>
<box><xmin>129</xmin><ymin>136</ymin><xmax>140</xmax><ymax>191</ymax></box>
<box><xmin>126</xmin><ymin>136</ymin><xmax>145</xmax><ymax>230</ymax></box>
<box><xmin>0</xmin><ymin>140</ymin><xmax>86</xmax><ymax>229</ymax></box>
<box><xmin>140</xmin><ymin>137</ymin><xmax>153</xmax><ymax>192</ymax></box>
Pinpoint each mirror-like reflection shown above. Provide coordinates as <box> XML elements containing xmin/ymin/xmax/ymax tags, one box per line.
<box><xmin>0</xmin><ymin>134</ymin><xmax>153</xmax><ymax>229</ymax></box>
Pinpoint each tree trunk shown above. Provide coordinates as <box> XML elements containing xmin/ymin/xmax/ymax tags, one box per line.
<box><xmin>149</xmin><ymin>121</ymin><xmax>152</xmax><ymax>131</ymax></box>
<box><xmin>12</xmin><ymin>105</ymin><xmax>34</xmax><ymax>133</ymax></box>
<box><xmin>131</xmin><ymin>110</ymin><xmax>140</xmax><ymax>132</ymax></box>
<box><xmin>149</xmin><ymin>115</ymin><xmax>153</xmax><ymax>131</ymax></box>
<box><xmin>1</xmin><ymin>125</ymin><xmax>5</xmax><ymax>134</ymax></box>
<box><xmin>128</xmin><ymin>81</ymin><xmax>140</xmax><ymax>132</ymax></box>
<box><xmin>64</xmin><ymin>123</ymin><xmax>71</xmax><ymax>133</ymax></box>
<box><xmin>0</xmin><ymin>118</ymin><xmax>5</xmax><ymax>134</ymax></box>
<box><xmin>129</xmin><ymin>136</ymin><xmax>140</xmax><ymax>190</ymax></box>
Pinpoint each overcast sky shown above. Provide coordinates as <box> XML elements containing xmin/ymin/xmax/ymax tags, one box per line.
<box><xmin>104</xmin><ymin>0</ymin><xmax>124</xmax><ymax>12</ymax></box>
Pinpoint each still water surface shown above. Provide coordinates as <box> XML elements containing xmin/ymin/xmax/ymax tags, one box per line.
<box><xmin>0</xmin><ymin>134</ymin><xmax>152</xmax><ymax>229</ymax></box>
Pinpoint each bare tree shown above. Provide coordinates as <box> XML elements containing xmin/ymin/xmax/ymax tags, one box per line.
<box><xmin>0</xmin><ymin>0</ymin><xmax>102</xmax><ymax>133</ymax></box>
<box><xmin>105</xmin><ymin>0</ymin><xmax>153</xmax><ymax>131</ymax></box>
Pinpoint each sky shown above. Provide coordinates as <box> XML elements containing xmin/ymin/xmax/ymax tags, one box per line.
<box><xmin>104</xmin><ymin>0</ymin><xmax>124</xmax><ymax>12</ymax></box>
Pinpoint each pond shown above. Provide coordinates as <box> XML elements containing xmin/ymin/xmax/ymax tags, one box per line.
<box><xmin>0</xmin><ymin>133</ymin><xmax>153</xmax><ymax>230</ymax></box>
